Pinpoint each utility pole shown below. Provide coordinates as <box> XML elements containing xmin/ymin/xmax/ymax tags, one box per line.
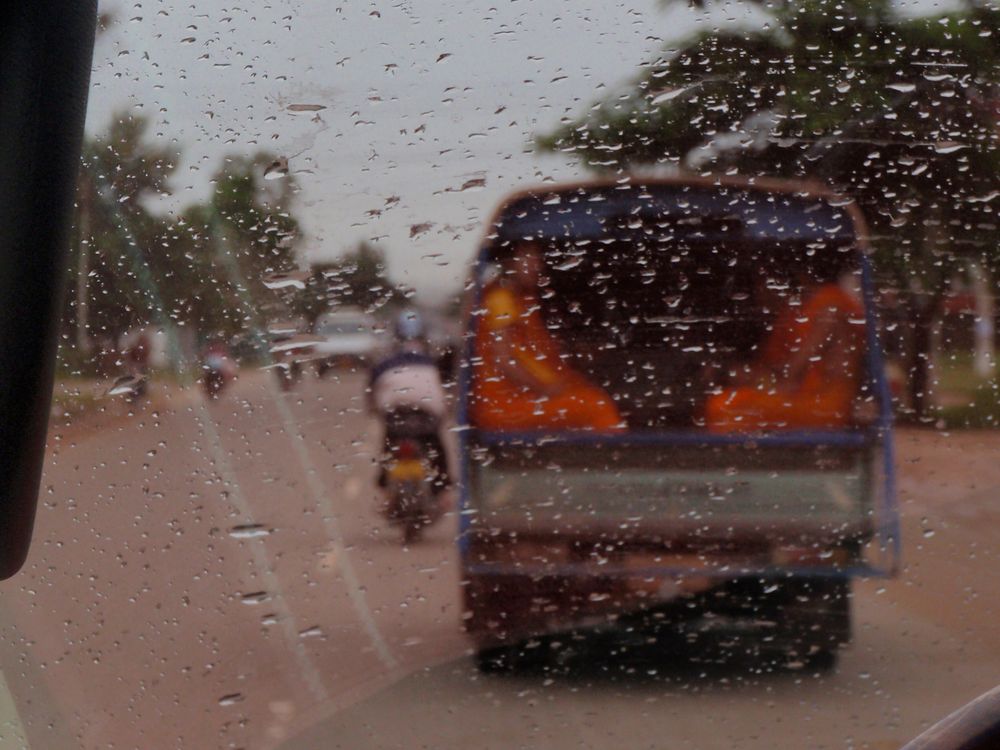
<box><xmin>969</xmin><ymin>259</ymin><xmax>996</xmax><ymax>378</ymax></box>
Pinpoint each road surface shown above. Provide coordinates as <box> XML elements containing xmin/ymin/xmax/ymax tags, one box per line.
<box><xmin>0</xmin><ymin>372</ymin><xmax>995</xmax><ymax>749</ymax></box>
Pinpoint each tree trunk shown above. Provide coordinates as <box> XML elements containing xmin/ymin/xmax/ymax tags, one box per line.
<box><xmin>905</xmin><ymin>204</ymin><xmax>947</xmax><ymax>423</ymax></box>
<box><xmin>906</xmin><ymin>286</ymin><xmax>946</xmax><ymax>423</ymax></box>
<box><xmin>907</xmin><ymin>306</ymin><xmax>935</xmax><ymax>421</ymax></box>
<box><xmin>75</xmin><ymin>185</ymin><xmax>91</xmax><ymax>354</ymax></box>
<box><xmin>968</xmin><ymin>260</ymin><xmax>995</xmax><ymax>378</ymax></box>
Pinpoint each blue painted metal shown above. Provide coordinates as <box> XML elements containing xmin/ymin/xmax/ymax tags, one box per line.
<box><xmin>475</xmin><ymin>428</ymin><xmax>874</xmax><ymax>449</ymax></box>
<box><xmin>463</xmin><ymin>562</ymin><xmax>886</xmax><ymax>580</ymax></box>
<box><xmin>859</xmin><ymin>252</ymin><xmax>901</xmax><ymax>572</ymax></box>
<box><xmin>455</xmin><ymin>246</ymin><xmax>490</xmax><ymax>558</ymax></box>
<box><xmin>491</xmin><ymin>184</ymin><xmax>858</xmax><ymax>246</ymax></box>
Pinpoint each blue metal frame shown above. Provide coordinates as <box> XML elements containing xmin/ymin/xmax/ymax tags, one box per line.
<box><xmin>475</xmin><ymin>428</ymin><xmax>873</xmax><ymax>449</ymax></box>
<box><xmin>462</xmin><ymin>562</ymin><xmax>884</xmax><ymax>579</ymax></box>
<box><xmin>860</xmin><ymin>253</ymin><xmax>901</xmax><ymax>573</ymax></box>
<box><xmin>455</xmin><ymin>245</ymin><xmax>490</xmax><ymax>558</ymax></box>
<box><xmin>456</xmin><ymin>234</ymin><xmax>900</xmax><ymax>579</ymax></box>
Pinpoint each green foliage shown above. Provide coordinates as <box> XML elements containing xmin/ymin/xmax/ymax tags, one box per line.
<box><xmin>541</xmin><ymin>1</ymin><xmax>1000</xmax><ymax>288</ymax></box>
<box><xmin>289</xmin><ymin>242</ymin><xmax>404</xmax><ymax>328</ymax></box>
<box><xmin>64</xmin><ymin>113</ymin><xmax>303</xmax><ymax>365</ymax></box>
<box><xmin>540</xmin><ymin>1</ymin><xmax>1000</xmax><ymax>418</ymax></box>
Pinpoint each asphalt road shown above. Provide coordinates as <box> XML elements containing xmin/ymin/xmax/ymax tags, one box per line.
<box><xmin>1</xmin><ymin>372</ymin><xmax>997</xmax><ymax>749</ymax></box>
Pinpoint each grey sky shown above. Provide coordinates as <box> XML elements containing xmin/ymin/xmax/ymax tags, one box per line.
<box><xmin>88</xmin><ymin>0</ymin><xmax>941</xmax><ymax>302</ymax></box>
<box><xmin>87</xmin><ymin>0</ymin><xmax>727</xmax><ymax>300</ymax></box>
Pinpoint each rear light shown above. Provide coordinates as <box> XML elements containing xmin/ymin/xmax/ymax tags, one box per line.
<box><xmin>396</xmin><ymin>439</ymin><xmax>420</xmax><ymax>460</ymax></box>
<box><xmin>772</xmin><ymin>546</ymin><xmax>850</xmax><ymax>567</ymax></box>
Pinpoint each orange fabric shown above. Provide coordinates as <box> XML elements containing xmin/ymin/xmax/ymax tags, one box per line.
<box><xmin>706</xmin><ymin>283</ymin><xmax>865</xmax><ymax>432</ymax></box>
<box><xmin>471</xmin><ymin>283</ymin><xmax>622</xmax><ymax>431</ymax></box>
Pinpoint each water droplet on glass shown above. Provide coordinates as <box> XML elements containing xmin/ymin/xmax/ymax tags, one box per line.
<box><xmin>218</xmin><ymin>693</ymin><xmax>244</xmax><ymax>706</ymax></box>
<box><xmin>932</xmin><ymin>141</ymin><xmax>965</xmax><ymax>154</ymax></box>
<box><xmin>107</xmin><ymin>375</ymin><xmax>146</xmax><ymax>397</ymax></box>
<box><xmin>268</xmin><ymin>333</ymin><xmax>324</xmax><ymax>354</ymax></box>
<box><xmin>650</xmin><ymin>86</ymin><xmax>691</xmax><ymax>105</ymax></box>
<box><xmin>228</xmin><ymin>524</ymin><xmax>272</xmax><ymax>539</ymax></box>
<box><xmin>264</xmin><ymin>157</ymin><xmax>289</xmax><ymax>180</ymax></box>
<box><xmin>262</xmin><ymin>270</ymin><xmax>309</xmax><ymax>290</ymax></box>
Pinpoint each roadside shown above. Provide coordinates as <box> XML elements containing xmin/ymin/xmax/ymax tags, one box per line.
<box><xmin>47</xmin><ymin>374</ymin><xmax>201</xmax><ymax>443</ymax></box>
<box><xmin>927</xmin><ymin>351</ymin><xmax>1000</xmax><ymax>428</ymax></box>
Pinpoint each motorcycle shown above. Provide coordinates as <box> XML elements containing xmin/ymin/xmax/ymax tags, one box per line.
<box><xmin>202</xmin><ymin>365</ymin><xmax>227</xmax><ymax>399</ymax></box>
<box><xmin>379</xmin><ymin>408</ymin><xmax>445</xmax><ymax>544</ymax></box>
<box><xmin>274</xmin><ymin>360</ymin><xmax>302</xmax><ymax>391</ymax></box>
<box><xmin>201</xmin><ymin>351</ymin><xmax>235</xmax><ymax>399</ymax></box>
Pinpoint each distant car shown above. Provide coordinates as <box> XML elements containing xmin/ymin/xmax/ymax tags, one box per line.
<box><xmin>312</xmin><ymin>310</ymin><xmax>380</xmax><ymax>374</ymax></box>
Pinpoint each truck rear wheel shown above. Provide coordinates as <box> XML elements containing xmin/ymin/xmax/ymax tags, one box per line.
<box><xmin>475</xmin><ymin>641</ymin><xmax>552</xmax><ymax>674</ymax></box>
<box><xmin>475</xmin><ymin>645</ymin><xmax>518</xmax><ymax>674</ymax></box>
<box><xmin>785</xmin><ymin>578</ymin><xmax>852</xmax><ymax>669</ymax></box>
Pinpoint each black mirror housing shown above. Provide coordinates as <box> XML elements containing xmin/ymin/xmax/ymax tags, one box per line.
<box><xmin>0</xmin><ymin>3</ymin><xmax>98</xmax><ymax>578</ymax></box>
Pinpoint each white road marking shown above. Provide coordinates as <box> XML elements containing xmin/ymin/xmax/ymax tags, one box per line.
<box><xmin>268</xmin><ymin>389</ymin><xmax>399</xmax><ymax>671</ymax></box>
<box><xmin>194</xmin><ymin>404</ymin><xmax>331</xmax><ymax>705</ymax></box>
<box><xmin>316</xmin><ymin>548</ymin><xmax>339</xmax><ymax>574</ymax></box>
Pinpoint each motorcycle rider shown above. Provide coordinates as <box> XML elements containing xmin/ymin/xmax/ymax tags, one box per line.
<box><xmin>201</xmin><ymin>338</ymin><xmax>237</xmax><ymax>397</ymax></box>
<box><xmin>368</xmin><ymin>309</ymin><xmax>450</xmax><ymax>498</ymax></box>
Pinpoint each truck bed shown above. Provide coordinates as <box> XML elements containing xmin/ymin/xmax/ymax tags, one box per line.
<box><xmin>465</xmin><ymin>431</ymin><xmax>884</xmax><ymax>552</ymax></box>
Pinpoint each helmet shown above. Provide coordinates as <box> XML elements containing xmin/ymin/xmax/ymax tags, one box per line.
<box><xmin>394</xmin><ymin>309</ymin><xmax>426</xmax><ymax>342</ymax></box>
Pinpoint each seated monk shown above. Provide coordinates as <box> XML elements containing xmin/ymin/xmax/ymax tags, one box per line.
<box><xmin>470</xmin><ymin>241</ymin><xmax>623</xmax><ymax>432</ymax></box>
<box><xmin>704</xmin><ymin>266</ymin><xmax>865</xmax><ymax>432</ymax></box>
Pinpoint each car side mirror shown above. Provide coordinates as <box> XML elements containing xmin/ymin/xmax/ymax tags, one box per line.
<box><xmin>0</xmin><ymin>3</ymin><xmax>98</xmax><ymax>578</ymax></box>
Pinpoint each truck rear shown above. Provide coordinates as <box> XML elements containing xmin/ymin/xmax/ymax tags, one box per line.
<box><xmin>457</xmin><ymin>177</ymin><xmax>899</xmax><ymax>670</ymax></box>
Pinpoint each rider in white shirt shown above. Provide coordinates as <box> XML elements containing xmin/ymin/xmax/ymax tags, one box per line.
<box><xmin>368</xmin><ymin>310</ymin><xmax>450</xmax><ymax>494</ymax></box>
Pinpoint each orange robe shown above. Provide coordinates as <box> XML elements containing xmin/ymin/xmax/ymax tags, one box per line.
<box><xmin>470</xmin><ymin>283</ymin><xmax>622</xmax><ymax>431</ymax></box>
<box><xmin>705</xmin><ymin>283</ymin><xmax>865</xmax><ymax>432</ymax></box>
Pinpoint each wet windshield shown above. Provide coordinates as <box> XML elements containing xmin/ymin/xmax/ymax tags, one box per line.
<box><xmin>15</xmin><ymin>0</ymin><xmax>1000</xmax><ymax>748</ymax></box>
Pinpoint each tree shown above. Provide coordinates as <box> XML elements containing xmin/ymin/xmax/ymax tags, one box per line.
<box><xmin>290</xmin><ymin>242</ymin><xmax>404</xmax><ymax>329</ymax></box>
<box><xmin>64</xmin><ymin>115</ymin><xmax>305</xmax><ymax>371</ymax></box>
<box><xmin>179</xmin><ymin>153</ymin><xmax>303</xmax><ymax>341</ymax></box>
<box><xmin>540</xmin><ymin>0</ymin><xmax>1000</xmax><ymax>419</ymax></box>
<box><xmin>68</xmin><ymin>114</ymin><xmax>179</xmax><ymax>360</ymax></box>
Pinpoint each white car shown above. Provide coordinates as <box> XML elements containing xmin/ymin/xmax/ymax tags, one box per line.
<box><xmin>311</xmin><ymin>310</ymin><xmax>380</xmax><ymax>374</ymax></box>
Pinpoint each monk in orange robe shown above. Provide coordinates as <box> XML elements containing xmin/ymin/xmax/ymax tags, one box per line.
<box><xmin>470</xmin><ymin>242</ymin><xmax>623</xmax><ymax>432</ymax></box>
<box><xmin>704</xmin><ymin>269</ymin><xmax>865</xmax><ymax>432</ymax></box>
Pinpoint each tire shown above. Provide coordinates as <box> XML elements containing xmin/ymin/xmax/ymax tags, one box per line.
<box><xmin>204</xmin><ymin>373</ymin><xmax>223</xmax><ymax>399</ymax></box>
<box><xmin>391</xmin><ymin>482</ymin><xmax>430</xmax><ymax>545</ymax></box>
<box><xmin>475</xmin><ymin>639</ymin><xmax>554</xmax><ymax>675</ymax></box>
<box><xmin>784</xmin><ymin>578</ymin><xmax>852</xmax><ymax>666</ymax></box>
<box><xmin>275</xmin><ymin>366</ymin><xmax>294</xmax><ymax>391</ymax></box>
<box><xmin>402</xmin><ymin>519</ymin><xmax>422</xmax><ymax>545</ymax></box>
<box><xmin>806</xmin><ymin>647</ymin><xmax>839</xmax><ymax>672</ymax></box>
<box><xmin>474</xmin><ymin>646</ymin><xmax>511</xmax><ymax>674</ymax></box>
<box><xmin>475</xmin><ymin>645</ymin><xmax>526</xmax><ymax>674</ymax></box>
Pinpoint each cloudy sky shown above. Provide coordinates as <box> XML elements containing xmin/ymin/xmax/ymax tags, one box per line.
<box><xmin>87</xmin><ymin>0</ymin><xmax>940</xmax><ymax>301</ymax></box>
<box><xmin>87</xmin><ymin>0</ymin><xmax>738</xmax><ymax>300</ymax></box>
